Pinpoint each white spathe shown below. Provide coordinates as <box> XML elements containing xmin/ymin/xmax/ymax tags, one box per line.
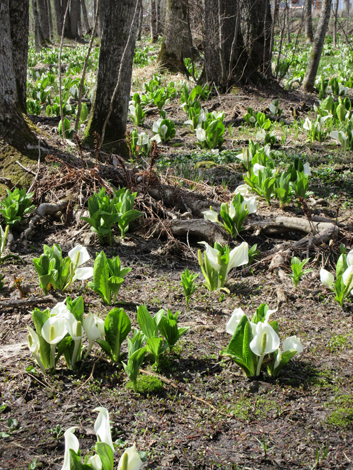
<box><xmin>41</xmin><ymin>316</ymin><xmax>68</xmax><ymax>345</ymax></box>
<box><xmin>320</xmin><ymin>268</ymin><xmax>334</xmax><ymax>289</ymax></box>
<box><xmin>117</xmin><ymin>444</ymin><xmax>143</xmax><ymax>470</ymax></box>
<box><xmin>226</xmin><ymin>308</ymin><xmax>245</xmax><ymax>335</ymax></box>
<box><xmin>68</xmin><ymin>245</ymin><xmax>90</xmax><ymax>266</ymax></box>
<box><xmin>61</xmin><ymin>427</ymin><xmax>79</xmax><ymax>470</ymax></box>
<box><xmin>87</xmin><ymin>455</ymin><xmax>102</xmax><ymax>470</ymax></box>
<box><xmin>250</xmin><ymin>322</ymin><xmax>280</xmax><ymax>357</ymax></box>
<box><xmin>227</xmin><ymin>242</ymin><xmax>249</xmax><ymax>274</ymax></box>
<box><xmin>83</xmin><ymin>312</ymin><xmax>104</xmax><ymax>342</ymax></box>
<box><xmin>93</xmin><ymin>407</ymin><xmax>114</xmax><ymax>452</ymax></box>
<box><xmin>202</xmin><ymin>208</ymin><xmax>219</xmax><ymax>223</ymax></box>
<box><xmin>283</xmin><ymin>336</ymin><xmax>304</xmax><ymax>353</ymax></box>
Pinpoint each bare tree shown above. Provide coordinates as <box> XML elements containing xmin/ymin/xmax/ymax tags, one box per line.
<box><xmin>304</xmin><ymin>0</ymin><xmax>313</xmax><ymax>43</ymax></box>
<box><xmin>150</xmin><ymin>0</ymin><xmax>158</xmax><ymax>42</ymax></box>
<box><xmin>85</xmin><ymin>0</ymin><xmax>140</xmax><ymax>155</ymax></box>
<box><xmin>303</xmin><ymin>0</ymin><xmax>332</xmax><ymax>92</ymax></box>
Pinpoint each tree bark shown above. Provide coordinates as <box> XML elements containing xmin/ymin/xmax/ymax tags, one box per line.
<box><xmin>70</xmin><ymin>0</ymin><xmax>81</xmax><ymax>39</ymax></box>
<box><xmin>85</xmin><ymin>0</ymin><xmax>139</xmax><ymax>155</ymax></box>
<box><xmin>269</xmin><ymin>0</ymin><xmax>280</xmax><ymax>67</ymax></box>
<box><xmin>33</xmin><ymin>0</ymin><xmax>46</xmax><ymax>51</ymax></box>
<box><xmin>53</xmin><ymin>0</ymin><xmax>62</xmax><ymax>36</ymax></box>
<box><xmin>303</xmin><ymin>0</ymin><xmax>332</xmax><ymax>92</ymax></box>
<box><xmin>333</xmin><ymin>0</ymin><xmax>339</xmax><ymax>47</ymax></box>
<box><xmin>150</xmin><ymin>0</ymin><xmax>158</xmax><ymax>42</ymax></box>
<box><xmin>0</xmin><ymin>0</ymin><xmax>37</xmax><ymax>149</ymax></box>
<box><xmin>47</xmin><ymin>0</ymin><xmax>54</xmax><ymax>40</ymax></box>
<box><xmin>9</xmin><ymin>0</ymin><xmax>29</xmax><ymax>112</ymax></box>
<box><xmin>158</xmin><ymin>0</ymin><xmax>193</xmax><ymax>73</ymax></box>
<box><xmin>285</xmin><ymin>0</ymin><xmax>291</xmax><ymax>43</ymax></box>
<box><xmin>240</xmin><ymin>0</ymin><xmax>272</xmax><ymax>77</ymax></box>
<box><xmin>304</xmin><ymin>0</ymin><xmax>313</xmax><ymax>43</ymax></box>
<box><xmin>38</xmin><ymin>0</ymin><xmax>50</xmax><ymax>42</ymax></box>
<box><xmin>138</xmin><ymin>1</ymin><xmax>143</xmax><ymax>40</ymax></box>
<box><xmin>97</xmin><ymin>0</ymin><xmax>106</xmax><ymax>37</ymax></box>
<box><xmin>81</xmin><ymin>0</ymin><xmax>90</xmax><ymax>34</ymax></box>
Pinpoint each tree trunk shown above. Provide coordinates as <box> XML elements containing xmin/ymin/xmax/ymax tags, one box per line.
<box><xmin>85</xmin><ymin>0</ymin><xmax>139</xmax><ymax>155</ymax></box>
<box><xmin>303</xmin><ymin>0</ymin><xmax>332</xmax><ymax>92</ymax></box>
<box><xmin>47</xmin><ymin>0</ymin><xmax>54</xmax><ymax>40</ymax></box>
<box><xmin>97</xmin><ymin>0</ymin><xmax>106</xmax><ymax>37</ymax></box>
<box><xmin>81</xmin><ymin>0</ymin><xmax>90</xmax><ymax>34</ymax></box>
<box><xmin>304</xmin><ymin>0</ymin><xmax>313</xmax><ymax>43</ymax></box>
<box><xmin>9</xmin><ymin>0</ymin><xmax>29</xmax><ymax>113</ymax></box>
<box><xmin>333</xmin><ymin>0</ymin><xmax>339</xmax><ymax>47</ymax></box>
<box><xmin>156</xmin><ymin>0</ymin><xmax>161</xmax><ymax>34</ymax></box>
<box><xmin>345</xmin><ymin>0</ymin><xmax>350</xmax><ymax>31</ymax></box>
<box><xmin>285</xmin><ymin>0</ymin><xmax>291</xmax><ymax>43</ymax></box>
<box><xmin>69</xmin><ymin>0</ymin><xmax>81</xmax><ymax>39</ymax></box>
<box><xmin>0</xmin><ymin>0</ymin><xmax>37</xmax><ymax>149</ymax></box>
<box><xmin>33</xmin><ymin>0</ymin><xmax>46</xmax><ymax>51</ymax></box>
<box><xmin>239</xmin><ymin>0</ymin><xmax>272</xmax><ymax>80</ymax></box>
<box><xmin>150</xmin><ymin>0</ymin><xmax>158</xmax><ymax>42</ymax></box>
<box><xmin>158</xmin><ymin>0</ymin><xmax>193</xmax><ymax>73</ymax></box>
<box><xmin>269</xmin><ymin>0</ymin><xmax>280</xmax><ymax>67</ymax></box>
<box><xmin>38</xmin><ymin>0</ymin><xmax>50</xmax><ymax>42</ymax></box>
<box><xmin>138</xmin><ymin>1</ymin><xmax>143</xmax><ymax>40</ymax></box>
<box><xmin>53</xmin><ymin>0</ymin><xmax>62</xmax><ymax>36</ymax></box>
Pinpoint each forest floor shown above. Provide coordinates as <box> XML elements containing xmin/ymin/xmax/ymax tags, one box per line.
<box><xmin>1</xmin><ymin>46</ymin><xmax>353</xmax><ymax>470</ymax></box>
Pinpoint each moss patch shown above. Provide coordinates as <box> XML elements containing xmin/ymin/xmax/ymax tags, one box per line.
<box><xmin>126</xmin><ymin>375</ymin><xmax>164</xmax><ymax>395</ymax></box>
<box><xmin>0</xmin><ymin>141</ymin><xmax>35</xmax><ymax>197</ymax></box>
<box><xmin>326</xmin><ymin>395</ymin><xmax>353</xmax><ymax>428</ymax></box>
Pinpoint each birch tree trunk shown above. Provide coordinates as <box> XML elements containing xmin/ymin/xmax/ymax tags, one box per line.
<box><xmin>85</xmin><ymin>0</ymin><xmax>139</xmax><ymax>155</ymax></box>
<box><xmin>303</xmin><ymin>0</ymin><xmax>332</xmax><ymax>92</ymax></box>
<box><xmin>304</xmin><ymin>0</ymin><xmax>313</xmax><ymax>43</ymax></box>
<box><xmin>158</xmin><ymin>0</ymin><xmax>192</xmax><ymax>73</ymax></box>
<box><xmin>0</xmin><ymin>0</ymin><xmax>36</xmax><ymax>149</ymax></box>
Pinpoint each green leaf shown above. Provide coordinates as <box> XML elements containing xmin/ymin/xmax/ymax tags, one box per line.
<box><xmin>104</xmin><ymin>308</ymin><xmax>131</xmax><ymax>362</ymax></box>
<box><xmin>96</xmin><ymin>442</ymin><xmax>114</xmax><ymax>470</ymax></box>
<box><xmin>137</xmin><ymin>305</ymin><xmax>159</xmax><ymax>340</ymax></box>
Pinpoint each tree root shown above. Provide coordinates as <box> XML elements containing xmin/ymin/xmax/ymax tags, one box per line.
<box><xmin>254</xmin><ymin>216</ymin><xmax>339</xmax><ymax>246</ymax></box>
<box><xmin>21</xmin><ymin>199</ymin><xmax>69</xmax><ymax>239</ymax></box>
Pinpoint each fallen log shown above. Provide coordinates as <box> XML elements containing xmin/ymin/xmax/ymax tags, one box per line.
<box><xmin>0</xmin><ymin>295</ymin><xmax>57</xmax><ymax>309</ymax></box>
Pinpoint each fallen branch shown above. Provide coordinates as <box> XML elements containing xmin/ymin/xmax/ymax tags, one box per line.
<box><xmin>21</xmin><ymin>199</ymin><xmax>69</xmax><ymax>239</ymax></box>
<box><xmin>0</xmin><ymin>295</ymin><xmax>57</xmax><ymax>309</ymax></box>
<box><xmin>168</xmin><ymin>219</ymin><xmax>230</xmax><ymax>245</ymax></box>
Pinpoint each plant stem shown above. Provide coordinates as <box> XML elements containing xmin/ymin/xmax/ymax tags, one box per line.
<box><xmin>256</xmin><ymin>354</ymin><xmax>265</xmax><ymax>376</ymax></box>
<box><xmin>50</xmin><ymin>344</ymin><xmax>56</xmax><ymax>370</ymax></box>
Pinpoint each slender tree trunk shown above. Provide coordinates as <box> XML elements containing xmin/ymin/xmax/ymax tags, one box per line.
<box><xmin>303</xmin><ymin>0</ymin><xmax>332</xmax><ymax>92</ymax></box>
<box><xmin>333</xmin><ymin>0</ymin><xmax>339</xmax><ymax>47</ymax></box>
<box><xmin>85</xmin><ymin>0</ymin><xmax>140</xmax><ymax>155</ymax></box>
<box><xmin>156</xmin><ymin>0</ymin><xmax>161</xmax><ymax>34</ymax></box>
<box><xmin>0</xmin><ymin>0</ymin><xmax>37</xmax><ymax>149</ymax></box>
<box><xmin>285</xmin><ymin>0</ymin><xmax>291</xmax><ymax>43</ymax></box>
<box><xmin>150</xmin><ymin>0</ymin><xmax>158</xmax><ymax>42</ymax></box>
<box><xmin>269</xmin><ymin>0</ymin><xmax>280</xmax><ymax>66</ymax></box>
<box><xmin>138</xmin><ymin>1</ymin><xmax>143</xmax><ymax>40</ymax></box>
<box><xmin>158</xmin><ymin>0</ymin><xmax>193</xmax><ymax>73</ymax></box>
<box><xmin>81</xmin><ymin>0</ymin><xmax>90</xmax><ymax>34</ymax></box>
<box><xmin>304</xmin><ymin>0</ymin><xmax>313</xmax><ymax>43</ymax></box>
